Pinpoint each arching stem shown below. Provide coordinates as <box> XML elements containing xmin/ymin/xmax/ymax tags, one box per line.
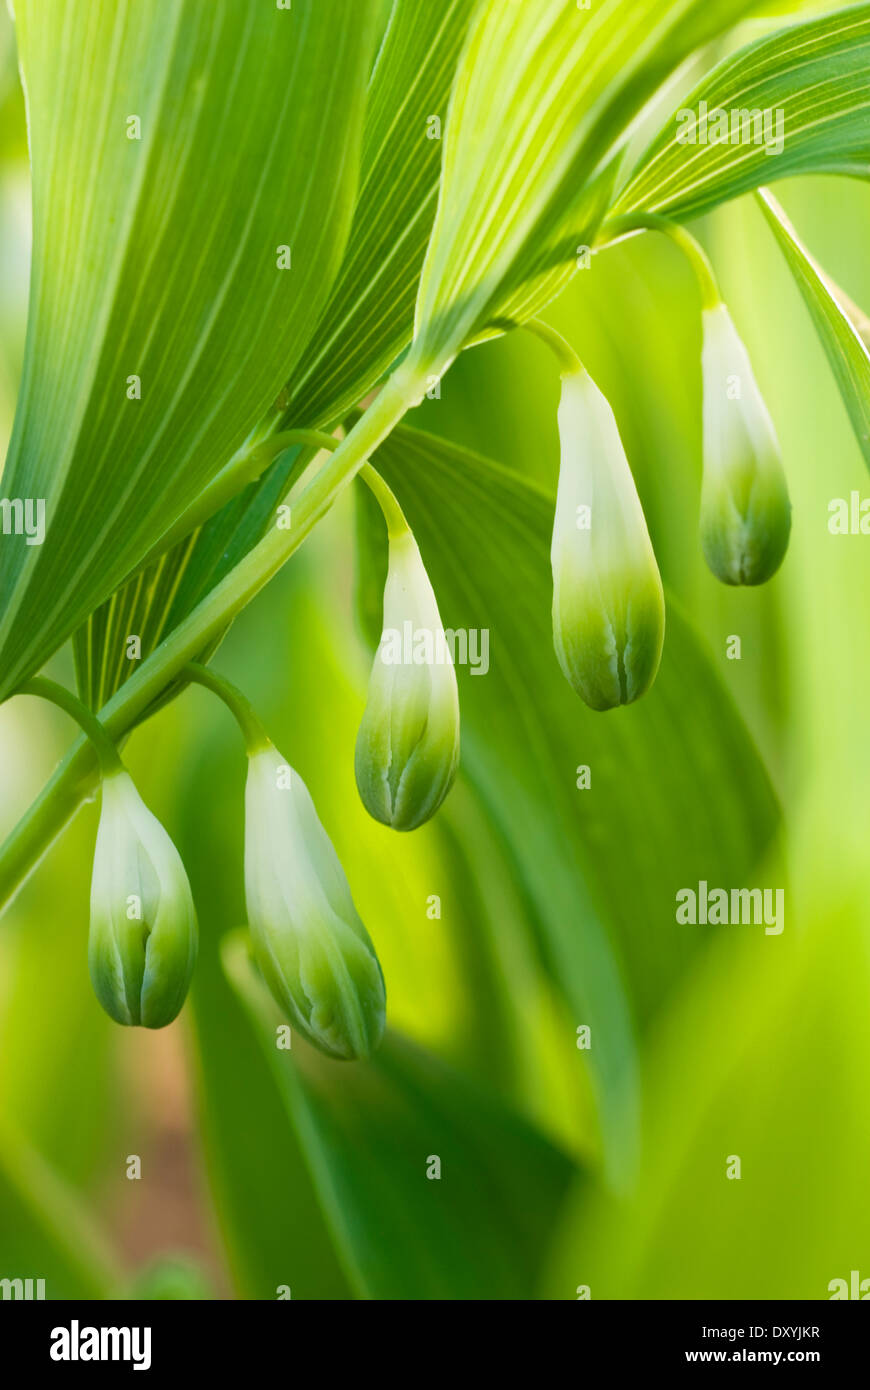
<box><xmin>185</xmin><ymin>663</ymin><xmax>270</xmax><ymax>755</ymax></box>
<box><xmin>598</xmin><ymin>213</ymin><xmax>721</xmax><ymax>310</ymax></box>
<box><xmin>18</xmin><ymin>678</ymin><xmax>124</xmax><ymax>776</ymax></box>
<box><xmin>359</xmin><ymin>463</ymin><xmax>410</xmax><ymax>539</ymax></box>
<box><xmin>520</xmin><ymin>318</ymin><xmax>584</xmax><ymax>376</ymax></box>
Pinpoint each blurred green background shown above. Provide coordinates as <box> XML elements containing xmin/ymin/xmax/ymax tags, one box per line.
<box><xmin>0</xmin><ymin>7</ymin><xmax>868</xmax><ymax>1299</ymax></box>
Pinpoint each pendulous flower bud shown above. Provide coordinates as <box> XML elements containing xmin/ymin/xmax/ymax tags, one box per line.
<box><xmin>700</xmin><ymin>303</ymin><xmax>791</xmax><ymax>585</ymax></box>
<box><xmin>551</xmin><ymin>367</ymin><xmax>665</xmax><ymax>711</ymax></box>
<box><xmin>244</xmin><ymin>743</ymin><xmax>386</xmax><ymax>1060</ymax></box>
<box><xmin>88</xmin><ymin>769</ymin><xmax>198</xmax><ymax>1028</ymax></box>
<box><xmin>355</xmin><ymin>527</ymin><xmax>460</xmax><ymax>830</ymax></box>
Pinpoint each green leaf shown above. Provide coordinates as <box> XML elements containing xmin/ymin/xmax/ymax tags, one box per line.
<box><xmin>73</xmin><ymin>0</ymin><xmax>477</xmax><ymax>710</ymax></box>
<box><xmin>223</xmin><ymin>933</ymin><xmax>577</xmax><ymax>1301</ymax></box>
<box><xmin>189</xmin><ymin>918</ymin><xmax>352</xmax><ymax>1300</ymax></box>
<box><xmin>369</xmin><ymin>423</ymin><xmax>780</xmax><ymax>1185</ymax></box>
<box><xmin>74</xmin><ymin>530</ymin><xmax>203</xmax><ymax>711</ymax></box>
<box><xmin>615</xmin><ymin>3</ymin><xmax>870</xmax><ymax>222</ymax></box>
<box><xmin>408</xmin><ymin>0</ymin><xmax>765</xmax><ymax>374</ymax></box>
<box><xmin>72</xmin><ymin>440</ymin><xmax>314</xmax><ymax>710</ymax></box>
<box><xmin>0</xmin><ymin>0</ymin><xmax>378</xmax><ymax>703</ymax></box>
<box><xmin>467</xmin><ymin>161</ymin><xmax>621</xmax><ymax>349</ymax></box>
<box><xmin>544</xmin><ymin>901</ymin><xmax>870</xmax><ymax>1298</ymax></box>
<box><xmin>275</xmin><ymin>0</ymin><xmax>478</xmax><ymax>431</ymax></box>
<box><xmin>757</xmin><ymin>187</ymin><xmax>870</xmax><ymax>469</ymax></box>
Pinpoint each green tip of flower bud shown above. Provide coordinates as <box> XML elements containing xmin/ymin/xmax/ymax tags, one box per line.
<box><xmin>88</xmin><ymin>770</ymin><xmax>198</xmax><ymax>1029</ymax></box>
<box><xmin>129</xmin><ymin>1255</ymin><xmax>215</xmax><ymax>1301</ymax></box>
<box><xmin>551</xmin><ymin>368</ymin><xmax>665</xmax><ymax>711</ymax></box>
<box><xmin>355</xmin><ymin>529</ymin><xmax>460</xmax><ymax>831</ymax></box>
<box><xmin>244</xmin><ymin>745</ymin><xmax>386</xmax><ymax>1060</ymax></box>
<box><xmin>700</xmin><ymin>304</ymin><xmax>791</xmax><ymax>586</ymax></box>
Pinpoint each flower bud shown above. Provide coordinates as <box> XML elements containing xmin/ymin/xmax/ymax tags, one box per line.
<box><xmin>551</xmin><ymin>368</ymin><xmax>665</xmax><ymax>711</ymax></box>
<box><xmin>129</xmin><ymin>1256</ymin><xmax>214</xmax><ymax>1301</ymax></box>
<box><xmin>700</xmin><ymin>303</ymin><xmax>791</xmax><ymax>585</ymax></box>
<box><xmin>355</xmin><ymin>528</ymin><xmax>460</xmax><ymax>830</ymax></box>
<box><xmin>244</xmin><ymin>744</ymin><xmax>385</xmax><ymax>1060</ymax></box>
<box><xmin>88</xmin><ymin>770</ymin><xmax>198</xmax><ymax>1028</ymax></box>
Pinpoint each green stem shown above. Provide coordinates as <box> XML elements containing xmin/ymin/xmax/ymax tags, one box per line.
<box><xmin>0</xmin><ymin>365</ymin><xmax>421</xmax><ymax>914</ymax></box>
<box><xmin>359</xmin><ymin>462</ymin><xmax>409</xmax><ymax>539</ymax></box>
<box><xmin>18</xmin><ymin>677</ymin><xmax>123</xmax><ymax>775</ymax></box>
<box><xmin>520</xmin><ymin>318</ymin><xmax>584</xmax><ymax>376</ymax></box>
<box><xmin>294</xmin><ymin>432</ymin><xmax>414</xmax><ymax>541</ymax></box>
<box><xmin>597</xmin><ymin>213</ymin><xmax>721</xmax><ymax>310</ymax></box>
<box><xmin>140</xmin><ymin>429</ymin><xmax>341</xmax><ymax>568</ymax></box>
<box><xmin>185</xmin><ymin>662</ymin><xmax>270</xmax><ymax>755</ymax></box>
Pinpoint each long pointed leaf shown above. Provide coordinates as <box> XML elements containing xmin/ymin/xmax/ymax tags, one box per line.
<box><xmin>73</xmin><ymin>0</ymin><xmax>477</xmax><ymax>709</ymax></box>
<box><xmin>758</xmin><ymin>186</ymin><xmax>870</xmax><ymax>469</ymax></box>
<box><xmin>224</xmin><ymin>934</ymin><xmax>577</xmax><ymax>1302</ymax></box>
<box><xmin>615</xmin><ymin>3</ymin><xmax>870</xmax><ymax>221</ymax></box>
<box><xmin>0</xmin><ymin>0</ymin><xmax>377</xmax><ymax>702</ymax></box>
<box><xmin>409</xmin><ymin>0</ymin><xmax>765</xmax><ymax>374</ymax></box>
<box><xmin>276</xmin><ymin>0</ymin><xmax>478</xmax><ymax>432</ymax></box>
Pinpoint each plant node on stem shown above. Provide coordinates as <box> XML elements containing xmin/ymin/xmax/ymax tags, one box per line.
<box><xmin>0</xmin><ymin>363</ymin><xmax>425</xmax><ymax>916</ymax></box>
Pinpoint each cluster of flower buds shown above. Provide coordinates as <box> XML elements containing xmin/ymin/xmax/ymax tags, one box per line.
<box><xmin>78</xmin><ymin>460</ymin><xmax>464</xmax><ymax>1059</ymax></box>
<box><xmin>70</xmin><ymin>220</ymin><xmax>795</xmax><ymax>1055</ymax></box>
<box><xmin>547</xmin><ymin>226</ymin><xmax>791</xmax><ymax>711</ymax></box>
<box><xmin>85</xmin><ymin>727</ymin><xmax>386</xmax><ymax>1059</ymax></box>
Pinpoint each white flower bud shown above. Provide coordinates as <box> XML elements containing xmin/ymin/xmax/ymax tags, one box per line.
<box><xmin>700</xmin><ymin>304</ymin><xmax>791</xmax><ymax>585</ymax></box>
<box><xmin>355</xmin><ymin>528</ymin><xmax>460</xmax><ymax>830</ymax></box>
<box><xmin>551</xmin><ymin>368</ymin><xmax>665</xmax><ymax>711</ymax></box>
<box><xmin>88</xmin><ymin>770</ymin><xmax>197</xmax><ymax>1028</ymax></box>
<box><xmin>244</xmin><ymin>744</ymin><xmax>385</xmax><ymax>1060</ymax></box>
